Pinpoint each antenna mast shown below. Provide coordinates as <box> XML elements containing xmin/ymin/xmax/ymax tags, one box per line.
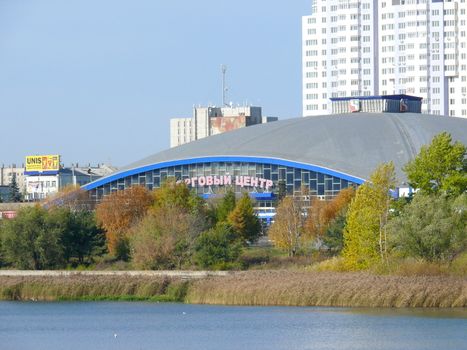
<box><xmin>221</xmin><ymin>64</ymin><xmax>228</xmax><ymax>106</ymax></box>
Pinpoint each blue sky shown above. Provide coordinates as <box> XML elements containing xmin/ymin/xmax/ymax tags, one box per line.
<box><xmin>0</xmin><ymin>1</ymin><xmax>309</xmax><ymax>167</ymax></box>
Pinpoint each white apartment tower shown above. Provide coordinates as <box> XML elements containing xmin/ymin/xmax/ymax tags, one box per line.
<box><xmin>303</xmin><ymin>0</ymin><xmax>467</xmax><ymax>118</ymax></box>
<box><xmin>302</xmin><ymin>0</ymin><xmax>379</xmax><ymax>116</ymax></box>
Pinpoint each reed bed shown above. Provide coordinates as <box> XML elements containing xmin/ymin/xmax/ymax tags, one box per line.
<box><xmin>1</xmin><ymin>271</ymin><xmax>465</xmax><ymax>307</ymax></box>
<box><xmin>0</xmin><ymin>275</ymin><xmax>188</xmax><ymax>302</ymax></box>
<box><xmin>186</xmin><ymin>270</ymin><xmax>467</xmax><ymax>308</ymax></box>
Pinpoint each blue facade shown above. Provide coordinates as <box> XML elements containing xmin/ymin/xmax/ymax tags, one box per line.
<box><xmin>85</xmin><ymin>156</ymin><xmax>363</xmax><ymax>202</ymax></box>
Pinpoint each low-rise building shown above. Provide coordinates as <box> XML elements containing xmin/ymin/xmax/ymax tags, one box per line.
<box><xmin>25</xmin><ymin>163</ymin><xmax>116</xmax><ymax>201</ymax></box>
<box><xmin>0</xmin><ymin>164</ymin><xmax>26</xmax><ymax>195</ymax></box>
<box><xmin>170</xmin><ymin>106</ymin><xmax>278</xmax><ymax>148</ymax></box>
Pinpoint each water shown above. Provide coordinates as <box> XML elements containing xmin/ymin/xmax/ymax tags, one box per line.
<box><xmin>0</xmin><ymin>302</ymin><xmax>465</xmax><ymax>350</ymax></box>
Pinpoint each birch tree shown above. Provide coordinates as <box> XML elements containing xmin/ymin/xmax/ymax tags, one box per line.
<box><xmin>342</xmin><ymin>162</ymin><xmax>395</xmax><ymax>269</ymax></box>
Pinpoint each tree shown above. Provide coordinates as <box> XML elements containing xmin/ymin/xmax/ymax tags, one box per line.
<box><xmin>8</xmin><ymin>173</ymin><xmax>22</xmax><ymax>202</ymax></box>
<box><xmin>304</xmin><ymin>197</ymin><xmax>328</xmax><ymax>241</ymax></box>
<box><xmin>0</xmin><ymin>206</ymin><xmax>64</xmax><ymax>269</ymax></box>
<box><xmin>130</xmin><ymin>179</ymin><xmax>208</xmax><ymax>269</ymax></box>
<box><xmin>388</xmin><ymin>193</ymin><xmax>466</xmax><ymax>262</ymax></box>
<box><xmin>342</xmin><ymin>162</ymin><xmax>396</xmax><ymax>270</ymax></box>
<box><xmin>153</xmin><ymin>178</ymin><xmax>205</xmax><ymax>215</ymax></box>
<box><xmin>315</xmin><ymin>187</ymin><xmax>355</xmax><ymax>254</ymax></box>
<box><xmin>321</xmin><ymin>215</ymin><xmax>346</xmax><ymax>254</ymax></box>
<box><xmin>130</xmin><ymin>205</ymin><xmax>205</xmax><ymax>269</ymax></box>
<box><xmin>305</xmin><ymin>187</ymin><xmax>356</xmax><ymax>242</ymax></box>
<box><xmin>194</xmin><ymin>223</ymin><xmax>243</xmax><ymax>269</ymax></box>
<box><xmin>303</xmin><ymin>187</ymin><xmax>355</xmax><ymax>254</ymax></box>
<box><xmin>95</xmin><ymin>186</ymin><xmax>153</xmax><ymax>259</ymax></box>
<box><xmin>227</xmin><ymin>193</ymin><xmax>261</xmax><ymax>244</ymax></box>
<box><xmin>277</xmin><ymin>180</ymin><xmax>286</xmax><ymax>201</ymax></box>
<box><xmin>60</xmin><ymin>210</ymin><xmax>106</xmax><ymax>265</ymax></box>
<box><xmin>268</xmin><ymin>196</ymin><xmax>307</xmax><ymax>256</ymax></box>
<box><xmin>0</xmin><ymin>206</ymin><xmax>106</xmax><ymax>269</ymax></box>
<box><xmin>0</xmin><ymin>222</ymin><xmax>4</xmax><ymax>266</ymax></box>
<box><xmin>215</xmin><ymin>189</ymin><xmax>236</xmax><ymax>223</ymax></box>
<box><xmin>404</xmin><ymin>132</ymin><xmax>466</xmax><ymax>196</ymax></box>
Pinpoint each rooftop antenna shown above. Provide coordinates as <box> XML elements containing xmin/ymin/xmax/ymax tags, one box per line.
<box><xmin>221</xmin><ymin>64</ymin><xmax>229</xmax><ymax>107</ymax></box>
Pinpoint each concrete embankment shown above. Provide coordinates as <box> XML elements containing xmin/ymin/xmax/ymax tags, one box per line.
<box><xmin>0</xmin><ymin>270</ymin><xmax>465</xmax><ymax>307</ymax></box>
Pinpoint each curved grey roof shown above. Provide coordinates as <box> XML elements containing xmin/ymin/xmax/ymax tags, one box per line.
<box><xmin>89</xmin><ymin>113</ymin><xmax>467</xmax><ymax>188</ymax></box>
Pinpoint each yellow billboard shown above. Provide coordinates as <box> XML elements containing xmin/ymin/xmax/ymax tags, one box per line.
<box><xmin>25</xmin><ymin>155</ymin><xmax>60</xmax><ymax>173</ymax></box>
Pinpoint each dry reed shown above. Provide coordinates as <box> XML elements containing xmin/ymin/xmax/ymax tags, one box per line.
<box><xmin>185</xmin><ymin>270</ymin><xmax>467</xmax><ymax>308</ymax></box>
<box><xmin>1</xmin><ymin>271</ymin><xmax>465</xmax><ymax>307</ymax></box>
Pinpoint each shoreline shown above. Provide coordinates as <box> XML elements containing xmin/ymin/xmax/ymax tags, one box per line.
<box><xmin>0</xmin><ymin>270</ymin><xmax>465</xmax><ymax>308</ymax></box>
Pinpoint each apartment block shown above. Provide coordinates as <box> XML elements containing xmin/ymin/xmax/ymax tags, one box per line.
<box><xmin>303</xmin><ymin>0</ymin><xmax>467</xmax><ymax>117</ymax></box>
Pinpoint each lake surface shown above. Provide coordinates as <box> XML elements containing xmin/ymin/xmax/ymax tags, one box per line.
<box><xmin>0</xmin><ymin>302</ymin><xmax>465</xmax><ymax>350</ymax></box>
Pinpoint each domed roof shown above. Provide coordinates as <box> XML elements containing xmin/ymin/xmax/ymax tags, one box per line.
<box><xmin>85</xmin><ymin>113</ymin><xmax>467</xmax><ymax>190</ymax></box>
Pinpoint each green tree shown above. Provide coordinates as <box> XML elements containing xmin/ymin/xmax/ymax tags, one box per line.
<box><xmin>321</xmin><ymin>215</ymin><xmax>346</xmax><ymax>254</ymax></box>
<box><xmin>194</xmin><ymin>223</ymin><xmax>242</xmax><ymax>269</ymax></box>
<box><xmin>153</xmin><ymin>178</ymin><xmax>205</xmax><ymax>215</ymax></box>
<box><xmin>8</xmin><ymin>173</ymin><xmax>22</xmax><ymax>202</ymax></box>
<box><xmin>388</xmin><ymin>194</ymin><xmax>466</xmax><ymax>262</ymax></box>
<box><xmin>342</xmin><ymin>162</ymin><xmax>396</xmax><ymax>270</ymax></box>
<box><xmin>0</xmin><ymin>206</ymin><xmax>64</xmax><ymax>269</ymax></box>
<box><xmin>216</xmin><ymin>189</ymin><xmax>236</xmax><ymax>223</ymax></box>
<box><xmin>228</xmin><ymin>193</ymin><xmax>261</xmax><ymax>244</ymax></box>
<box><xmin>277</xmin><ymin>180</ymin><xmax>286</xmax><ymax>200</ymax></box>
<box><xmin>59</xmin><ymin>210</ymin><xmax>106</xmax><ymax>265</ymax></box>
<box><xmin>0</xmin><ymin>206</ymin><xmax>105</xmax><ymax>269</ymax></box>
<box><xmin>403</xmin><ymin>132</ymin><xmax>466</xmax><ymax>195</ymax></box>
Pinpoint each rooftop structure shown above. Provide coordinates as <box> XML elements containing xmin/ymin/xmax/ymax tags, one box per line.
<box><xmin>330</xmin><ymin>94</ymin><xmax>423</xmax><ymax>114</ymax></box>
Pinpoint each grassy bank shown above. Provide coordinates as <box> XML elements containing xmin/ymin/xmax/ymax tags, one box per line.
<box><xmin>0</xmin><ymin>271</ymin><xmax>465</xmax><ymax>307</ymax></box>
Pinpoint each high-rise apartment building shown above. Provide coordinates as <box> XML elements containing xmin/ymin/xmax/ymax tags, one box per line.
<box><xmin>302</xmin><ymin>0</ymin><xmax>467</xmax><ymax>117</ymax></box>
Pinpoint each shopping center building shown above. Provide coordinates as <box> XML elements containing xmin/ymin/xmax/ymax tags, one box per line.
<box><xmin>83</xmin><ymin>112</ymin><xmax>467</xmax><ymax>224</ymax></box>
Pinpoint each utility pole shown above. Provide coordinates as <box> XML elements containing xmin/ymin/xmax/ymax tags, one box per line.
<box><xmin>221</xmin><ymin>64</ymin><xmax>228</xmax><ymax>106</ymax></box>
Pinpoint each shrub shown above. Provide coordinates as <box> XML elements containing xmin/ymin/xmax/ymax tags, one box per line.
<box><xmin>194</xmin><ymin>224</ymin><xmax>243</xmax><ymax>270</ymax></box>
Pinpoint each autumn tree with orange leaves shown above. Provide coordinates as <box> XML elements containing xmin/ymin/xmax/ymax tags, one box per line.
<box><xmin>95</xmin><ymin>186</ymin><xmax>153</xmax><ymax>259</ymax></box>
<box><xmin>270</xmin><ymin>187</ymin><xmax>355</xmax><ymax>257</ymax></box>
<box><xmin>310</xmin><ymin>187</ymin><xmax>355</xmax><ymax>254</ymax></box>
<box><xmin>305</xmin><ymin>187</ymin><xmax>355</xmax><ymax>241</ymax></box>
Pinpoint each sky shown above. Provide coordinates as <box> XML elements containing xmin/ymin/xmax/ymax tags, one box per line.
<box><xmin>0</xmin><ymin>0</ymin><xmax>310</xmax><ymax>167</ymax></box>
